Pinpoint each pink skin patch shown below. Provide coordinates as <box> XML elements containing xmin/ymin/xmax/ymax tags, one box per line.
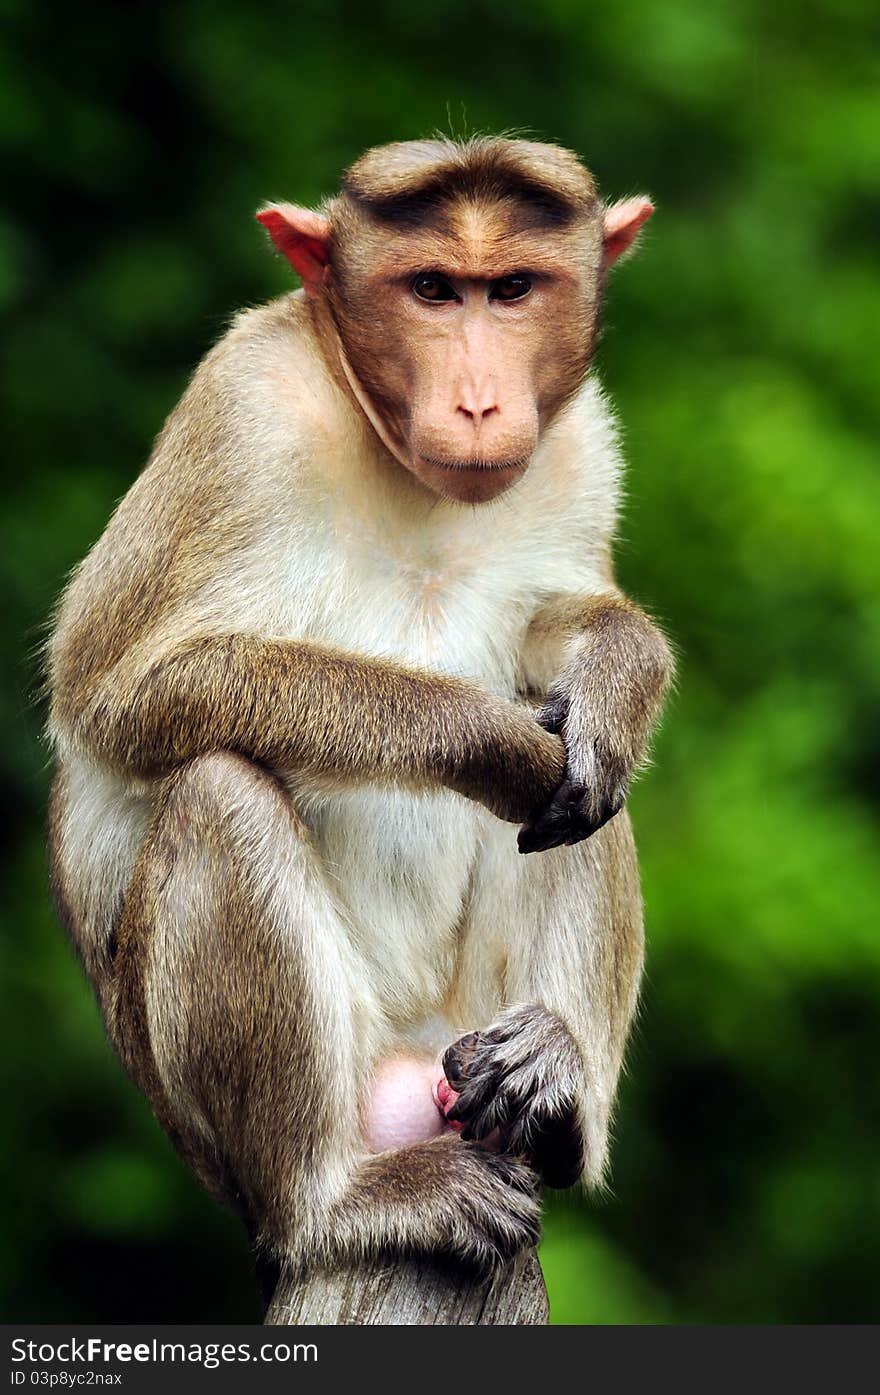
<box><xmin>433</xmin><ymin>1074</ymin><xmax>464</xmax><ymax>1131</ymax></box>
<box><xmin>364</xmin><ymin>1055</ymin><xmax>503</xmax><ymax>1153</ymax></box>
<box><xmin>365</xmin><ymin>1056</ymin><xmax>456</xmax><ymax>1153</ymax></box>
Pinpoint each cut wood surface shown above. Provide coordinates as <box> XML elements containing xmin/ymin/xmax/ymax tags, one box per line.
<box><xmin>265</xmin><ymin>1249</ymin><xmax>548</xmax><ymax>1326</ymax></box>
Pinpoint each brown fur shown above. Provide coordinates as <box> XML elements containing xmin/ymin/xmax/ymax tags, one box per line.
<box><xmin>54</xmin><ymin>632</ymin><xmax>565</xmax><ymax>824</ymax></box>
<box><xmin>46</xmin><ymin>137</ymin><xmax>672</xmax><ymax>1285</ymax></box>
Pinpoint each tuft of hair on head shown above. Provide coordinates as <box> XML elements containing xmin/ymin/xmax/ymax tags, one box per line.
<box><xmin>339</xmin><ymin>136</ymin><xmax>599</xmax><ymax>231</ymax></box>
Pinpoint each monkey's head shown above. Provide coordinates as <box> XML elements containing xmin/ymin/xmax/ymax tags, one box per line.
<box><xmin>258</xmin><ymin>138</ymin><xmax>651</xmax><ymax>504</ymax></box>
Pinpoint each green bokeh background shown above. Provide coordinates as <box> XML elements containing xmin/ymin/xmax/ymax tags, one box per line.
<box><xmin>2</xmin><ymin>0</ymin><xmax>878</xmax><ymax>1324</ymax></box>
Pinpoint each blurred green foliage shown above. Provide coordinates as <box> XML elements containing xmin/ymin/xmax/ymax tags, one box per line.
<box><xmin>2</xmin><ymin>0</ymin><xmax>878</xmax><ymax>1324</ymax></box>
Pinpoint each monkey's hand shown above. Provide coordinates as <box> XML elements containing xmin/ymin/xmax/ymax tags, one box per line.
<box><xmin>439</xmin><ymin>1138</ymin><xmax>543</xmax><ymax>1271</ymax></box>
<box><xmin>517</xmin><ymin>682</ymin><xmax>630</xmax><ymax>854</ymax></box>
<box><xmin>452</xmin><ymin>703</ymin><xmax>566</xmax><ymax>826</ymax></box>
<box><xmin>442</xmin><ymin>1005</ymin><xmax>585</xmax><ymax>1189</ymax></box>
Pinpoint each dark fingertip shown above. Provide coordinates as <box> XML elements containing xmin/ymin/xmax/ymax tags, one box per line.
<box><xmin>528</xmin><ymin>830</ymin><xmax>571</xmax><ymax>854</ymax></box>
<box><xmin>521</xmin><ymin>809</ymin><xmax>573</xmax><ymax>852</ymax></box>
<box><xmin>519</xmin><ymin>829</ymin><xmax>553</xmax><ymax>853</ymax></box>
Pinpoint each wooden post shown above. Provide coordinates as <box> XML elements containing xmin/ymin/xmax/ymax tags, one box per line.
<box><xmin>264</xmin><ymin>1249</ymin><xmax>549</xmax><ymax>1326</ymax></box>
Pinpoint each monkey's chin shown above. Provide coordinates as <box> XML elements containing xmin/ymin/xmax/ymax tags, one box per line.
<box><xmin>414</xmin><ymin>455</ymin><xmax>530</xmax><ymax>504</ymax></box>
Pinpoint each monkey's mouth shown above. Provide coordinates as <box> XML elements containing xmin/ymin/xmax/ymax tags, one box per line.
<box><xmin>419</xmin><ymin>454</ymin><xmax>530</xmax><ymax>474</ymax></box>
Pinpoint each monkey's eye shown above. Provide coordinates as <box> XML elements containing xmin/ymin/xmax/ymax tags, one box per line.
<box><xmin>491</xmin><ymin>275</ymin><xmax>533</xmax><ymax>302</ymax></box>
<box><xmin>412</xmin><ymin>273</ymin><xmax>458</xmax><ymax>303</ymax></box>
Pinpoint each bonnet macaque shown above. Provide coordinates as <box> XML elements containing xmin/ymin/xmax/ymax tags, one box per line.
<box><xmin>48</xmin><ymin>137</ymin><xmax>672</xmax><ymax>1279</ymax></box>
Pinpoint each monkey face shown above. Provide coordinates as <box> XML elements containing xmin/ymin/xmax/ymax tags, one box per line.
<box><xmin>332</xmin><ymin>214</ymin><xmax>601</xmax><ymax>504</ymax></box>
<box><xmin>258</xmin><ymin>139</ymin><xmax>652</xmax><ymax>504</ymax></box>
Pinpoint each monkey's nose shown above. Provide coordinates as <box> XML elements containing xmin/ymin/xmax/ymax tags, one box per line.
<box><xmin>456</xmin><ymin>402</ymin><xmax>499</xmax><ymax>423</ymax></box>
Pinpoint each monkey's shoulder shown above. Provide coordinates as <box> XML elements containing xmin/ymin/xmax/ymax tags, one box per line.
<box><xmin>149</xmin><ymin>293</ymin><xmax>353</xmax><ymax>490</ymax></box>
<box><xmin>204</xmin><ymin>293</ymin><xmax>338</xmax><ymax>421</ymax></box>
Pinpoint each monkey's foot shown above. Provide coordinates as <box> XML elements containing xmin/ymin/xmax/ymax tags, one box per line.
<box><xmin>442</xmin><ymin>1006</ymin><xmax>585</xmax><ymax>1187</ymax></box>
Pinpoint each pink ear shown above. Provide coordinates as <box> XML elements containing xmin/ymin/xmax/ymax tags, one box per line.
<box><xmin>256</xmin><ymin>203</ymin><xmax>331</xmax><ymax>294</ymax></box>
<box><xmin>602</xmin><ymin>197</ymin><xmax>654</xmax><ymax>269</ymax></box>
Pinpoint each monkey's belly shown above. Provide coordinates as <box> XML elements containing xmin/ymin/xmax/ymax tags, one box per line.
<box><xmin>365</xmin><ymin>1056</ymin><xmax>457</xmax><ymax>1152</ymax></box>
<box><xmin>307</xmin><ymin>786</ymin><xmax>483</xmax><ymax>1019</ymax></box>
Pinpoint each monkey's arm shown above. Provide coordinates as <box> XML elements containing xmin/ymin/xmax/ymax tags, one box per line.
<box><xmin>54</xmin><ymin>632</ymin><xmax>564</xmax><ymax>825</ymax></box>
<box><xmin>518</xmin><ymin>591</ymin><xmax>674</xmax><ymax>852</ymax></box>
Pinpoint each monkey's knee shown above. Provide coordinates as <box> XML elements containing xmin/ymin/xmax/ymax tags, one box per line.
<box><xmin>165</xmin><ymin>750</ymin><xmax>283</xmax><ymax>818</ymax></box>
<box><xmin>155</xmin><ymin>751</ymin><xmax>308</xmax><ymax>865</ymax></box>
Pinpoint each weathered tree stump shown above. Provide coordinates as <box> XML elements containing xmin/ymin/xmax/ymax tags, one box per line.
<box><xmin>265</xmin><ymin>1249</ymin><xmax>548</xmax><ymax>1325</ymax></box>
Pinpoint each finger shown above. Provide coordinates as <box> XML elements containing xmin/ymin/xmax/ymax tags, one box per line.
<box><xmin>442</xmin><ymin>1031</ymin><xmax>482</xmax><ymax>1087</ymax></box>
<box><xmin>529</xmin><ymin>791</ymin><xmax>575</xmax><ymax>834</ymax></box>
<box><xmin>536</xmin><ymin>700</ymin><xmax>566</xmax><ymax>734</ymax></box>
<box><xmin>563</xmin><ymin>794</ymin><xmax>626</xmax><ymax>845</ymax></box>
<box><xmin>445</xmin><ymin>1062</ymin><xmax>510</xmax><ymax>1129</ymax></box>
<box><xmin>518</xmin><ymin>795</ymin><xmax>576</xmax><ymax>854</ymax></box>
<box><xmin>444</xmin><ymin>1070</ymin><xmax>496</xmax><ymax>1123</ymax></box>
<box><xmin>456</xmin><ymin>1090</ymin><xmax>515</xmax><ymax>1141</ymax></box>
<box><xmin>518</xmin><ymin>824</ymin><xmax>571</xmax><ymax>854</ymax></box>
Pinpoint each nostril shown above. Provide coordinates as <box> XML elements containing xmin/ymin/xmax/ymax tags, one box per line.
<box><xmin>457</xmin><ymin>404</ymin><xmax>499</xmax><ymax>421</ymax></box>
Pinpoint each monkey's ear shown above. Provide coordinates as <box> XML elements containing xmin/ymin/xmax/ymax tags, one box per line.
<box><xmin>602</xmin><ymin>197</ymin><xmax>654</xmax><ymax>269</ymax></box>
<box><xmin>256</xmin><ymin>204</ymin><xmax>331</xmax><ymax>294</ymax></box>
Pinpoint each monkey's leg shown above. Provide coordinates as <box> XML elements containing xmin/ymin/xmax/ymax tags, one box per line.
<box><xmin>111</xmin><ymin>752</ymin><xmax>540</xmax><ymax>1274</ymax></box>
<box><xmin>445</xmin><ymin>810</ymin><xmax>644</xmax><ymax>1189</ymax></box>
